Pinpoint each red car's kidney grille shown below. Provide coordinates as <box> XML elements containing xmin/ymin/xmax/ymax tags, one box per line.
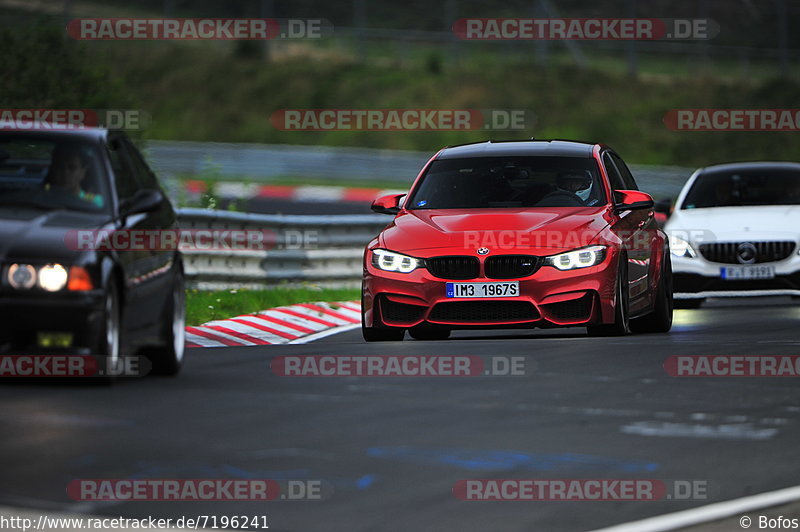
<box><xmin>429</xmin><ymin>301</ymin><xmax>539</xmax><ymax>323</ymax></box>
<box><xmin>484</xmin><ymin>255</ymin><xmax>541</xmax><ymax>279</ymax></box>
<box><xmin>425</xmin><ymin>256</ymin><xmax>480</xmax><ymax>280</ymax></box>
<box><xmin>698</xmin><ymin>241</ymin><xmax>795</xmax><ymax>264</ymax></box>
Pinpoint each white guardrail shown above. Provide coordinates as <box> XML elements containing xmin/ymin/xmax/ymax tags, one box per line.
<box><xmin>176</xmin><ymin>208</ymin><xmax>389</xmax><ymax>290</ymax></box>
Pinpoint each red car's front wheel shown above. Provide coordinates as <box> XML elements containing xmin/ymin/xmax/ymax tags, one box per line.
<box><xmin>631</xmin><ymin>252</ymin><xmax>674</xmax><ymax>334</ymax></box>
<box><xmin>587</xmin><ymin>257</ymin><xmax>630</xmax><ymax>337</ymax></box>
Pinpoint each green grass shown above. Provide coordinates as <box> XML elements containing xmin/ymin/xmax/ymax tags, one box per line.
<box><xmin>185</xmin><ymin>287</ymin><xmax>361</xmax><ymax>326</ymax></box>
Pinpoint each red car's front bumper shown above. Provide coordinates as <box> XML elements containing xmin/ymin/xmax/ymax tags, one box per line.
<box><xmin>363</xmin><ymin>248</ymin><xmax>621</xmax><ymax>330</ymax></box>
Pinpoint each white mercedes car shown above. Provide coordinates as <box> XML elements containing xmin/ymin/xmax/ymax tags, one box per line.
<box><xmin>663</xmin><ymin>161</ymin><xmax>800</xmax><ymax>308</ymax></box>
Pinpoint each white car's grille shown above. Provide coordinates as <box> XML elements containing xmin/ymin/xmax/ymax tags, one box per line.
<box><xmin>699</xmin><ymin>241</ymin><xmax>796</xmax><ymax>264</ymax></box>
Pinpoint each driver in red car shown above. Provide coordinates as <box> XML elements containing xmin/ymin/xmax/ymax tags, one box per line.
<box><xmin>556</xmin><ymin>170</ymin><xmax>597</xmax><ymax>206</ymax></box>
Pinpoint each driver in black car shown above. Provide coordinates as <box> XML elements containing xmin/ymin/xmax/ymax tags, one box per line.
<box><xmin>45</xmin><ymin>144</ymin><xmax>104</xmax><ymax>208</ymax></box>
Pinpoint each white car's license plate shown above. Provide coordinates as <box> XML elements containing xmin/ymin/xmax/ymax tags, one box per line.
<box><xmin>446</xmin><ymin>282</ymin><xmax>520</xmax><ymax>298</ymax></box>
<box><xmin>720</xmin><ymin>265</ymin><xmax>775</xmax><ymax>280</ymax></box>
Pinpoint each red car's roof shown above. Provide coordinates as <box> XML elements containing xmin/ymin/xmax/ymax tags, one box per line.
<box><xmin>437</xmin><ymin>140</ymin><xmax>598</xmax><ymax>159</ymax></box>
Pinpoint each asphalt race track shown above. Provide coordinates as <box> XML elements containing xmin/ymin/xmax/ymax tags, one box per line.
<box><xmin>1</xmin><ymin>297</ymin><xmax>799</xmax><ymax>531</ymax></box>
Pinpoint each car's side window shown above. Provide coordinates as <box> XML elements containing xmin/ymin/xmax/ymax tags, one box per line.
<box><xmin>610</xmin><ymin>152</ymin><xmax>639</xmax><ymax>190</ymax></box>
<box><xmin>602</xmin><ymin>153</ymin><xmax>626</xmax><ymax>191</ymax></box>
<box><xmin>124</xmin><ymin>140</ymin><xmax>159</xmax><ymax>190</ymax></box>
<box><xmin>107</xmin><ymin>140</ymin><xmax>139</xmax><ymax>202</ymax></box>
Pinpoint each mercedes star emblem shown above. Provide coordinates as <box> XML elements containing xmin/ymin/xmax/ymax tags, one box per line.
<box><xmin>736</xmin><ymin>242</ymin><xmax>757</xmax><ymax>264</ymax></box>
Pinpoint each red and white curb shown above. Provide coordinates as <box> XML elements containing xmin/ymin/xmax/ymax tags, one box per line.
<box><xmin>185</xmin><ymin>301</ymin><xmax>361</xmax><ymax>348</ymax></box>
<box><xmin>184</xmin><ymin>180</ymin><xmax>404</xmax><ymax>203</ymax></box>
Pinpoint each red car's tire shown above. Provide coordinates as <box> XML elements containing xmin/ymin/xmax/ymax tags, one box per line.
<box><xmin>361</xmin><ymin>295</ymin><xmax>405</xmax><ymax>342</ymax></box>
<box><xmin>409</xmin><ymin>324</ymin><xmax>451</xmax><ymax>341</ymax></box>
<box><xmin>631</xmin><ymin>253</ymin><xmax>673</xmax><ymax>334</ymax></box>
<box><xmin>363</xmin><ymin>327</ymin><xmax>406</xmax><ymax>342</ymax></box>
<box><xmin>587</xmin><ymin>257</ymin><xmax>630</xmax><ymax>337</ymax></box>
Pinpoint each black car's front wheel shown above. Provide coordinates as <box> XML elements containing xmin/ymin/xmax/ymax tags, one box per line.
<box><xmin>94</xmin><ymin>280</ymin><xmax>121</xmax><ymax>382</ymax></box>
<box><xmin>146</xmin><ymin>269</ymin><xmax>186</xmax><ymax>376</ymax></box>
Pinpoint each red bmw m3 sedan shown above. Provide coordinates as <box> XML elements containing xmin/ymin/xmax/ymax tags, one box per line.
<box><xmin>362</xmin><ymin>140</ymin><xmax>673</xmax><ymax>341</ymax></box>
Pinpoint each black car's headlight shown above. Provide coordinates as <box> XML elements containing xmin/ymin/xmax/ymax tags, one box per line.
<box><xmin>371</xmin><ymin>249</ymin><xmax>424</xmax><ymax>273</ymax></box>
<box><xmin>37</xmin><ymin>264</ymin><xmax>69</xmax><ymax>291</ymax></box>
<box><xmin>6</xmin><ymin>263</ymin><xmax>92</xmax><ymax>291</ymax></box>
<box><xmin>543</xmin><ymin>246</ymin><xmax>607</xmax><ymax>271</ymax></box>
<box><xmin>7</xmin><ymin>264</ymin><xmax>37</xmax><ymax>289</ymax></box>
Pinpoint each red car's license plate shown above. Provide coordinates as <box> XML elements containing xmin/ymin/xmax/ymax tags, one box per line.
<box><xmin>446</xmin><ymin>282</ymin><xmax>520</xmax><ymax>298</ymax></box>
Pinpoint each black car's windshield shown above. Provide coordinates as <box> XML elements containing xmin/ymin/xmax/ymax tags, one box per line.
<box><xmin>0</xmin><ymin>136</ymin><xmax>110</xmax><ymax>213</ymax></box>
<box><xmin>681</xmin><ymin>168</ymin><xmax>800</xmax><ymax>209</ymax></box>
<box><xmin>407</xmin><ymin>156</ymin><xmax>606</xmax><ymax>209</ymax></box>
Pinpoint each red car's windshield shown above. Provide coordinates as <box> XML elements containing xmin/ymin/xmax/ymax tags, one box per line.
<box><xmin>407</xmin><ymin>156</ymin><xmax>606</xmax><ymax>209</ymax></box>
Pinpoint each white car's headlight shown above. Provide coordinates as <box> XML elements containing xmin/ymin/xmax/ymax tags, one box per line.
<box><xmin>38</xmin><ymin>264</ymin><xmax>68</xmax><ymax>292</ymax></box>
<box><xmin>544</xmin><ymin>246</ymin><xmax>607</xmax><ymax>271</ymax></box>
<box><xmin>670</xmin><ymin>235</ymin><xmax>697</xmax><ymax>258</ymax></box>
<box><xmin>371</xmin><ymin>249</ymin><xmax>423</xmax><ymax>273</ymax></box>
<box><xmin>7</xmin><ymin>264</ymin><xmax>37</xmax><ymax>289</ymax></box>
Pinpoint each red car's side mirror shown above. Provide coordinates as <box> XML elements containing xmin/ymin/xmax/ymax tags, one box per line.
<box><xmin>614</xmin><ymin>190</ymin><xmax>655</xmax><ymax>212</ymax></box>
<box><xmin>371</xmin><ymin>193</ymin><xmax>406</xmax><ymax>215</ymax></box>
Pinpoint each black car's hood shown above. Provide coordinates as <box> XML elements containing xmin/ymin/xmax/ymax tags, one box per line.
<box><xmin>0</xmin><ymin>207</ymin><xmax>111</xmax><ymax>263</ymax></box>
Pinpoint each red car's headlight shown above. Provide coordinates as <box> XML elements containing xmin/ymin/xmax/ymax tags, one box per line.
<box><xmin>371</xmin><ymin>249</ymin><xmax>424</xmax><ymax>273</ymax></box>
<box><xmin>543</xmin><ymin>246</ymin><xmax>607</xmax><ymax>271</ymax></box>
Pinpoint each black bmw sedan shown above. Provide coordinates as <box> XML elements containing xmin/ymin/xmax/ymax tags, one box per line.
<box><xmin>0</xmin><ymin>127</ymin><xmax>185</xmax><ymax>377</ymax></box>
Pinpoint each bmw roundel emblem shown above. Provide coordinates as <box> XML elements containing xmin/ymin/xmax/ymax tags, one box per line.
<box><xmin>477</xmin><ymin>247</ymin><xmax>490</xmax><ymax>255</ymax></box>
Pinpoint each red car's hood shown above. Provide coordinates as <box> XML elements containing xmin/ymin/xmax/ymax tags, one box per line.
<box><xmin>380</xmin><ymin>207</ymin><xmax>612</xmax><ymax>254</ymax></box>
